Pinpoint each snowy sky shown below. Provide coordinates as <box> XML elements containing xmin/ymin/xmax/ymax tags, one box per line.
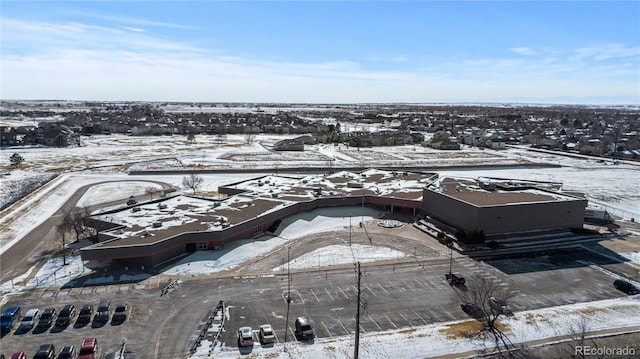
<box><xmin>1</xmin><ymin>1</ymin><xmax>638</xmax><ymax>104</ymax></box>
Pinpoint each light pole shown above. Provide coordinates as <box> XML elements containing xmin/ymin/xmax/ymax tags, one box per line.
<box><xmin>284</xmin><ymin>246</ymin><xmax>292</xmax><ymax>347</ymax></box>
<box><xmin>349</xmin><ymin>213</ymin><xmax>352</xmax><ymax>246</ymax></box>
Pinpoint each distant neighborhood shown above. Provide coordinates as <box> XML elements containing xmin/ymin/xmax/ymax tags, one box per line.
<box><xmin>1</xmin><ymin>101</ymin><xmax>639</xmax><ymax>159</ymax></box>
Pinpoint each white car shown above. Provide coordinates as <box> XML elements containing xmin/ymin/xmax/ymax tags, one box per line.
<box><xmin>238</xmin><ymin>326</ymin><xmax>253</xmax><ymax>347</ymax></box>
<box><xmin>18</xmin><ymin>308</ymin><xmax>40</xmax><ymax>331</ymax></box>
<box><xmin>488</xmin><ymin>297</ymin><xmax>513</xmax><ymax>315</ymax></box>
<box><xmin>259</xmin><ymin>324</ymin><xmax>275</xmax><ymax>344</ymax></box>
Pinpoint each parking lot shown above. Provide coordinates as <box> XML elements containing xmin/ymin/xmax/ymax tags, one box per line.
<box><xmin>1</xmin><ymin>241</ymin><xmax>634</xmax><ymax>358</ymax></box>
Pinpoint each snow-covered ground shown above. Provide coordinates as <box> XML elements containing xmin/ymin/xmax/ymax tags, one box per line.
<box><xmin>1</xmin><ymin>135</ymin><xmax>639</xmax><ymax>358</ymax></box>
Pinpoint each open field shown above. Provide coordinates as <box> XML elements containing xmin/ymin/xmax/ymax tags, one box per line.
<box><xmin>1</xmin><ymin>135</ymin><xmax>639</xmax><ymax>358</ymax></box>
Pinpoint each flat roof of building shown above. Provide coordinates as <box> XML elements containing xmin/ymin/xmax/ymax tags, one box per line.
<box><xmin>91</xmin><ymin>169</ymin><xmax>433</xmax><ymax>248</ymax></box>
<box><xmin>427</xmin><ymin>176</ymin><xmax>581</xmax><ymax>206</ymax></box>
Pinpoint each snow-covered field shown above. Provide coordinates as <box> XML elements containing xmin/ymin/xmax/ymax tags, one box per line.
<box><xmin>1</xmin><ymin>134</ymin><xmax>639</xmax><ymax>358</ymax></box>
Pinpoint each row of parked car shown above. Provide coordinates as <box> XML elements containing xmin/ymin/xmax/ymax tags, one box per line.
<box><xmin>1</xmin><ymin>300</ymin><xmax>129</xmax><ymax>335</ymax></box>
<box><xmin>237</xmin><ymin>317</ymin><xmax>315</xmax><ymax>348</ymax></box>
<box><xmin>4</xmin><ymin>337</ymin><xmax>98</xmax><ymax>359</ymax></box>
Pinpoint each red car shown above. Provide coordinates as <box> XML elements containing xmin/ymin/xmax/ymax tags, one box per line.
<box><xmin>77</xmin><ymin>338</ymin><xmax>98</xmax><ymax>359</ymax></box>
<box><xmin>10</xmin><ymin>353</ymin><xmax>27</xmax><ymax>359</ymax></box>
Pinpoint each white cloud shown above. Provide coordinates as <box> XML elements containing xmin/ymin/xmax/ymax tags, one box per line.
<box><xmin>1</xmin><ymin>17</ymin><xmax>638</xmax><ymax>103</ymax></box>
<box><xmin>510</xmin><ymin>47</ymin><xmax>536</xmax><ymax>56</ymax></box>
<box><xmin>123</xmin><ymin>26</ymin><xmax>145</xmax><ymax>33</ymax></box>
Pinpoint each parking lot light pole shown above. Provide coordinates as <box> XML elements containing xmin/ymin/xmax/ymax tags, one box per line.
<box><xmin>284</xmin><ymin>246</ymin><xmax>292</xmax><ymax>348</ymax></box>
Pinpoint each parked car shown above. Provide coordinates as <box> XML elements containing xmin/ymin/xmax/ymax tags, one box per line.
<box><xmin>259</xmin><ymin>324</ymin><xmax>275</xmax><ymax>344</ymax></box>
<box><xmin>18</xmin><ymin>308</ymin><xmax>40</xmax><ymax>332</ymax></box>
<box><xmin>1</xmin><ymin>306</ymin><xmax>22</xmax><ymax>333</ymax></box>
<box><xmin>445</xmin><ymin>272</ymin><xmax>466</xmax><ymax>286</ymax></box>
<box><xmin>77</xmin><ymin>338</ymin><xmax>98</xmax><ymax>359</ymax></box>
<box><xmin>488</xmin><ymin>297</ymin><xmax>513</xmax><ymax>315</ymax></box>
<box><xmin>10</xmin><ymin>353</ymin><xmax>26</xmax><ymax>359</ymax></box>
<box><xmin>94</xmin><ymin>300</ymin><xmax>110</xmax><ymax>323</ymax></box>
<box><xmin>112</xmin><ymin>302</ymin><xmax>128</xmax><ymax>323</ymax></box>
<box><xmin>76</xmin><ymin>305</ymin><xmax>93</xmax><ymax>324</ymax></box>
<box><xmin>613</xmin><ymin>279</ymin><xmax>640</xmax><ymax>295</ymax></box>
<box><xmin>294</xmin><ymin>316</ymin><xmax>314</xmax><ymax>340</ymax></box>
<box><xmin>37</xmin><ymin>307</ymin><xmax>57</xmax><ymax>329</ymax></box>
<box><xmin>237</xmin><ymin>326</ymin><xmax>253</xmax><ymax>347</ymax></box>
<box><xmin>33</xmin><ymin>344</ymin><xmax>55</xmax><ymax>359</ymax></box>
<box><xmin>460</xmin><ymin>302</ymin><xmax>484</xmax><ymax>318</ymax></box>
<box><xmin>56</xmin><ymin>304</ymin><xmax>76</xmax><ymax>327</ymax></box>
<box><xmin>57</xmin><ymin>345</ymin><xmax>76</xmax><ymax>359</ymax></box>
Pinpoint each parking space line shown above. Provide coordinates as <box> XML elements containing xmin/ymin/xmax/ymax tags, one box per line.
<box><xmin>321</xmin><ymin>321</ymin><xmax>333</xmax><ymax>337</ymax></box>
<box><xmin>336</xmin><ymin>319</ymin><xmax>350</xmax><ymax>335</ymax></box>
<box><xmin>439</xmin><ymin>306</ymin><xmax>457</xmax><ymax>320</ymax></box>
<box><xmin>309</xmin><ymin>288</ymin><xmax>320</xmax><ymax>302</ymax></box>
<box><xmin>383</xmin><ymin>313</ymin><xmax>398</xmax><ymax>329</ymax></box>
<box><xmin>324</xmin><ymin>288</ymin><xmax>335</xmax><ymax>301</ymax></box>
<box><xmin>338</xmin><ymin>287</ymin><xmax>350</xmax><ymax>299</ymax></box>
<box><xmin>294</xmin><ymin>290</ymin><xmax>305</xmax><ymax>304</ymax></box>
<box><xmin>363</xmin><ymin>284</ymin><xmax>377</xmax><ymax>296</ymax></box>
<box><xmin>390</xmin><ymin>281</ymin><xmax>407</xmax><ymax>293</ymax></box>
<box><xmin>412</xmin><ymin>310</ymin><xmax>428</xmax><ymax>325</ymax></box>
<box><xmin>377</xmin><ymin>283</ymin><xmax>391</xmax><ymax>295</ymax></box>
<box><xmin>426</xmin><ymin>308</ymin><xmax>443</xmax><ymax>321</ymax></box>
<box><xmin>368</xmin><ymin>315</ymin><xmax>383</xmax><ymax>331</ymax></box>
<box><xmin>411</xmin><ymin>278</ymin><xmax>425</xmax><ymax>289</ymax></box>
<box><xmin>398</xmin><ymin>312</ymin><xmax>414</xmax><ymax>326</ymax></box>
<box><xmin>400</xmin><ymin>280</ymin><xmax>415</xmax><ymax>291</ymax></box>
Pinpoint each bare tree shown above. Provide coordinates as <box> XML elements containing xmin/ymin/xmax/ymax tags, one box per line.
<box><xmin>557</xmin><ymin>315</ymin><xmax>601</xmax><ymax>359</ymax></box>
<box><xmin>62</xmin><ymin>207</ymin><xmax>95</xmax><ymax>242</ymax></box>
<box><xmin>56</xmin><ymin>221</ymin><xmax>71</xmax><ymax>266</ymax></box>
<box><xmin>145</xmin><ymin>186</ymin><xmax>160</xmax><ymax>200</ymax></box>
<box><xmin>182</xmin><ymin>173</ymin><xmax>203</xmax><ymax>195</ymax></box>
<box><xmin>455</xmin><ymin>271</ymin><xmax>517</xmax><ymax>357</ymax></box>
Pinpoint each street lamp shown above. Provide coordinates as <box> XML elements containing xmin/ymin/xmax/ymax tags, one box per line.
<box><xmin>284</xmin><ymin>246</ymin><xmax>292</xmax><ymax>347</ymax></box>
<box><xmin>349</xmin><ymin>213</ymin><xmax>352</xmax><ymax>246</ymax></box>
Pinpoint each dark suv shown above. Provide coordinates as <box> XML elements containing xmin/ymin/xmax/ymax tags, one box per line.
<box><xmin>56</xmin><ymin>304</ymin><xmax>75</xmax><ymax>327</ymax></box>
<box><xmin>614</xmin><ymin>279</ymin><xmax>640</xmax><ymax>295</ymax></box>
<box><xmin>33</xmin><ymin>344</ymin><xmax>55</xmax><ymax>359</ymax></box>
<box><xmin>37</xmin><ymin>307</ymin><xmax>56</xmax><ymax>330</ymax></box>
<box><xmin>77</xmin><ymin>304</ymin><xmax>93</xmax><ymax>324</ymax></box>
<box><xmin>94</xmin><ymin>300</ymin><xmax>110</xmax><ymax>323</ymax></box>
<box><xmin>294</xmin><ymin>316</ymin><xmax>314</xmax><ymax>340</ymax></box>
<box><xmin>445</xmin><ymin>272</ymin><xmax>466</xmax><ymax>286</ymax></box>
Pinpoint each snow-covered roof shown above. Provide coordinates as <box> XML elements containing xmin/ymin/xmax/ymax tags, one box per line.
<box><xmin>427</xmin><ymin>176</ymin><xmax>581</xmax><ymax>206</ymax></box>
<box><xmin>91</xmin><ymin>169</ymin><xmax>433</xmax><ymax>247</ymax></box>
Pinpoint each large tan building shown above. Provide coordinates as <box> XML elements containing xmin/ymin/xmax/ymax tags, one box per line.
<box><xmin>422</xmin><ymin>176</ymin><xmax>587</xmax><ymax>236</ymax></box>
<box><xmin>80</xmin><ymin>170</ymin><xmax>588</xmax><ymax>267</ymax></box>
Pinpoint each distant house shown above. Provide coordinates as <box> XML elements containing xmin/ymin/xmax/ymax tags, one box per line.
<box><xmin>0</xmin><ymin>127</ymin><xmax>18</xmax><ymax>147</ymax></box>
<box><xmin>423</xmin><ymin>131</ymin><xmax>460</xmax><ymax>150</ymax></box>
<box><xmin>273</xmin><ymin>135</ymin><xmax>316</xmax><ymax>151</ymax></box>
<box><xmin>40</xmin><ymin>123</ymin><xmax>76</xmax><ymax>147</ymax></box>
<box><xmin>274</xmin><ymin>138</ymin><xmax>304</xmax><ymax>151</ymax></box>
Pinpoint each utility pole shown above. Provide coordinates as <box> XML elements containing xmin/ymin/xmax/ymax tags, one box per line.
<box><xmin>284</xmin><ymin>246</ymin><xmax>292</xmax><ymax>348</ymax></box>
<box><xmin>349</xmin><ymin>213</ymin><xmax>352</xmax><ymax>246</ymax></box>
<box><xmin>448</xmin><ymin>242</ymin><xmax>453</xmax><ymax>275</ymax></box>
<box><xmin>354</xmin><ymin>261</ymin><xmax>362</xmax><ymax>359</ymax></box>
